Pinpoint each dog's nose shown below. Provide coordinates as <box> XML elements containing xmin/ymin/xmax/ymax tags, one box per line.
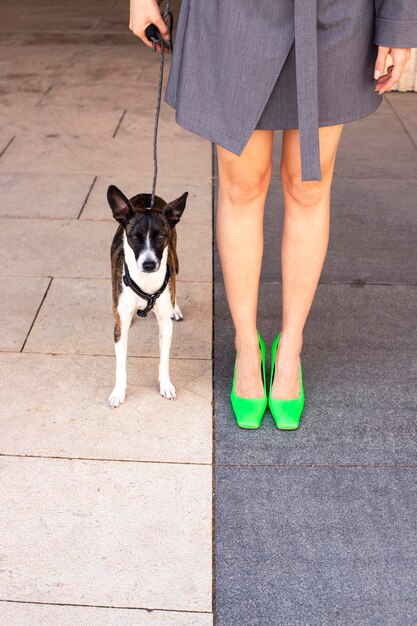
<box><xmin>142</xmin><ymin>260</ymin><xmax>157</xmax><ymax>272</ymax></box>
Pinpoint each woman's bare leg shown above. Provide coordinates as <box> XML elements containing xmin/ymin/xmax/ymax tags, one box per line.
<box><xmin>271</xmin><ymin>124</ymin><xmax>344</xmax><ymax>399</ymax></box>
<box><xmin>216</xmin><ymin>129</ymin><xmax>274</xmax><ymax>398</ymax></box>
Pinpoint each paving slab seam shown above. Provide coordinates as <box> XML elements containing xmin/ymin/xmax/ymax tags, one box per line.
<box><xmin>36</xmin><ymin>84</ymin><xmax>54</xmax><ymax>107</ymax></box>
<box><xmin>215</xmin><ymin>463</ymin><xmax>417</xmax><ymax>469</ymax></box>
<box><xmin>0</xmin><ymin>453</ymin><xmax>212</xmax><ymax>466</ymax></box>
<box><xmin>0</xmin><ymin>137</ymin><xmax>15</xmax><ymax>160</ymax></box>
<box><xmin>112</xmin><ymin>108</ymin><xmax>127</xmax><ymax>138</ymax></box>
<box><xmin>18</xmin><ymin>351</ymin><xmax>213</xmax><ymax>360</ymax></box>
<box><xmin>20</xmin><ymin>277</ymin><xmax>53</xmax><ymax>352</ymax></box>
<box><xmin>0</xmin><ymin>599</ymin><xmax>213</xmax><ymax>614</ymax></box>
<box><xmin>77</xmin><ymin>175</ymin><xmax>97</xmax><ymax>219</ymax></box>
<box><xmin>385</xmin><ymin>94</ymin><xmax>417</xmax><ymax>151</ymax></box>
<box><xmin>210</xmin><ymin>142</ymin><xmax>217</xmax><ymax>621</ymax></box>
<box><xmin>0</xmin><ymin>171</ymin><xmax>214</xmax><ymax>183</ymax></box>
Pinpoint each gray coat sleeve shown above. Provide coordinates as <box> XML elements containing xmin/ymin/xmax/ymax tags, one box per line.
<box><xmin>374</xmin><ymin>0</ymin><xmax>417</xmax><ymax>46</ymax></box>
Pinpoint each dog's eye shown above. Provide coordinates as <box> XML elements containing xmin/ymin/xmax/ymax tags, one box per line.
<box><xmin>155</xmin><ymin>234</ymin><xmax>165</xmax><ymax>244</ymax></box>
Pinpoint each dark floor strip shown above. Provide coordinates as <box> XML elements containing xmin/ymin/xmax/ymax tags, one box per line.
<box><xmin>213</xmin><ymin>113</ymin><xmax>417</xmax><ymax>624</ymax></box>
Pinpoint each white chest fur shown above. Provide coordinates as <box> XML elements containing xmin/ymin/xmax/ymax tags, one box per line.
<box><xmin>120</xmin><ymin>233</ymin><xmax>172</xmax><ymax>316</ymax></box>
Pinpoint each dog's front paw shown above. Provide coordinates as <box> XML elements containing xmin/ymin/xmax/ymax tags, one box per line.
<box><xmin>108</xmin><ymin>386</ymin><xmax>126</xmax><ymax>407</ymax></box>
<box><xmin>160</xmin><ymin>379</ymin><xmax>176</xmax><ymax>399</ymax></box>
<box><xmin>171</xmin><ymin>303</ymin><xmax>184</xmax><ymax>321</ymax></box>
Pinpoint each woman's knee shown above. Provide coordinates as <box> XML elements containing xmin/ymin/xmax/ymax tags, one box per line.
<box><xmin>280</xmin><ymin>160</ymin><xmax>333</xmax><ymax>208</ymax></box>
<box><xmin>280</xmin><ymin>125</ymin><xmax>342</xmax><ymax>207</ymax></box>
<box><xmin>220</xmin><ymin>162</ymin><xmax>273</xmax><ymax>205</ymax></box>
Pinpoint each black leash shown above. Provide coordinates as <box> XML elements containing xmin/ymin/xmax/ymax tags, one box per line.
<box><xmin>123</xmin><ymin>259</ymin><xmax>173</xmax><ymax>317</ymax></box>
<box><xmin>122</xmin><ymin>7</ymin><xmax>175</xmax><ymax>317</ymax></box>
<box><xmin>145</xmin><ymin>0</ymin><xmax>174</xmax><ymax>210</ymax></box>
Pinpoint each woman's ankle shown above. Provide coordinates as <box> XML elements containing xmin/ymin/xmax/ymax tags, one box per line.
<box><xmin>234</xmin><ymin>329</ymin><xmax>260</xmax><ymax>352</ymax></box>
<box><xmin>279</xmin><ymin>328</ymin><xmax>303</xmax><ymax>354</ymax></box>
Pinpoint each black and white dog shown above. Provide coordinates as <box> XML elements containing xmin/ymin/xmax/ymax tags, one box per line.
<box><xmin>107</xmin><ymin>185</ymin><xmax>188</xmax><ymax>407</ymax></box>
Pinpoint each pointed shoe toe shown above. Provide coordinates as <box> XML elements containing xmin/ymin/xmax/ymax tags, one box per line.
<box><xmin>230</xmin><ymin>394</ymin><xmax>267</xmax><ymax>429</ymax></box>
<box><xmin>230</xmin><ymin>330</ymin><xmax>268</xmax><ymax>429</ymax></box>
<box><xmin>269</xmin><ymin>393</ymin><xmax>304</xmax><ymax>430</ymax></box>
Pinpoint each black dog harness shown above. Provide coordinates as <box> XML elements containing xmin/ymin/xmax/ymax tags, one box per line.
<box><xmin>123</xmin><ymin>259</ymin><xmax>173</xmax><ymax>317</ymax></box>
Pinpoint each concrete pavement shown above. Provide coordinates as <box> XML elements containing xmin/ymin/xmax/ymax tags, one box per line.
<box><xmin>0</xmin><ymin>1</ymin><xmax>213</xmax><ymax>624</ymax></box>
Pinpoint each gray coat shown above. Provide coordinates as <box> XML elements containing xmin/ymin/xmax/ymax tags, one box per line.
<box><xmin>164</xmin><ymin>1</ymin><xmax>417</xmax><ymax>181</ymax></box>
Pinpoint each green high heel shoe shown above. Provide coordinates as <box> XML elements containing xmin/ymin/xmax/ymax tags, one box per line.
<box><xmin>268</xmin><ymin>331</ymin><xmax>304</xmax><ymax>430</ymax></box>
<box><xmin>230</xmin><ymin>329</ymin><xmax>268</xmax><ymax>429</ymax></box>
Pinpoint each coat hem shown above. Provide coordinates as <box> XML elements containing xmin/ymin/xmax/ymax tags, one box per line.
<box><xmin>164</xmin><ymin>91</ymin><xmax>384</xmax><ymax>153</ymax></box>
<box><xmin>255</xmin><ymin>94</ymin><xmax>384</xmax><ymax>131</ymax></box>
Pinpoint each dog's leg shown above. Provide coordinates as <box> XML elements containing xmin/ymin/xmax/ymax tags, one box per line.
<box><xmin>108</xmin><ymin>302</ymin><xmax>134</xmax><ymax>407</ymax></box>
<box><xmin>154</xmin><ymin>298</ymin><xmax>176</xmax><ymax>399</ymax></box>
<box><xmin>171</xmin><ymin>298</ymin><xmax>184</xmax><ymax>321</ymax></box>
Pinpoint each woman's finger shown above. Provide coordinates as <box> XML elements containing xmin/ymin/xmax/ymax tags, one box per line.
<box><xmin>378</xmin><ymin>48</ymin><xmax>411</xmax><ymax>93</ymax></box>
<box><xmin>376</xmin><ymin>61</ymin><xmax>405</xmax><ymax>94</ymax></box>
<box><xmin>376</xmin><ymin>66</ymin><xmax>393</xmax><ymax>85</ymax></box>
<box><xmin>374</xmin><ymin>46</ymin><xmax>389</xmax><ymax>79</ymax></box>
<box><xmin>153</xmin><ymin>13</ymin><xmax>171</xmax><ymax>43</ymax></box>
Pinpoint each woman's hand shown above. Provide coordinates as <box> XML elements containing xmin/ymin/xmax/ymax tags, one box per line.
<box><xmin>374</xmin><ymin>46</ymin><xmax>411</xmax><ymax>94</ymax></box>
<box><xmin>129</xmin><ymin>0</ymin><xmax>171</xmax><ymax>54</ymax></box>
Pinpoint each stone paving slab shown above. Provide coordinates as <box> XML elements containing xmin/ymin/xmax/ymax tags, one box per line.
<box><xmin>0</xmin><ymin>218</ymin><xmax>211</xmax><ymax>281</ymax></box>
<box><xmin>0</xmin><ymin>95</ymin><xmax>42</xmax><ymax>115</ymax></box>
<box><xmin>0</xmin><ymin>173</ymin><xmax>93</xmax><ymax>219</ymax></box>
<box><xmin>0</xmin><ymin>456</ymin><xmax>212</xmax><ymax>612</ymax></box>
<box><xmin>386</xmin><ymin>92</ymin><xmax>417</xmax><ymax>145</ymax></box>
<box><xmin>62</xmin><ymin>42</ymin><xmax>147</xmax><ymax>68</ymax></box>
<box><xmin>17</xmin><ymin>32</ymin><xmax>142</xmax><ymax>52</ymax></box>
<box><xmin>23</xmin><ymin>278</ymin><xmax>211</xmax><ymax>359</ymax></box>
<box><xmin>0</xmin><ymin>603</ymin><xmax>213</xmax><ymax>626</ymax></box>
<box><xmin>38</xmin><ymin>75</ymin><xmax>172</xmax><ymax>116</ymax></box>
<box><xmin>0</xmin><ymin>15</ymin><xmax>99</xmax><ymax>32</ymax></box>
<box><xmin>322</xmin><ymin>177</ymin><xmax>417</xmax><ymax>284</ymax></box>
<box><xmin>81</xmin><ymin>175</ymin><xmax>212</xmax><ymax>224</ymax></box>
<box><xmin>214</xmin><ymin>282</ymin><xmax>417</xmax><ymax>466</ymax></box>
<box><xmin>0</xmin><ymin>64</ymin><xmax>52</xmax><ymax>98</ymax></box>
<box><xmin>1</xmin><ymin>0</ymin><xmax>114</xmax><ymax>7</ymax></box>
<box><xmin>0</xmin><ymin>353</ymin><xmax>212</xmax><ymax>464</ymax></box>
<box><xmin>0</xmin><ymin>132</ymin><xmax>211</xmax><ymax>178</ymax></box>
<box><xmin>48</xmin><ymin>50</ymin><xmax>143</xmax><ymax>86</ymax></box>
<box><xmin>116</xmin><ymin>102</ymin><xmax>205</xmax><ymax>143</ymax></box>
<box><xmin>94</xmin><ymin>17</ymin><xmax>135</xmax><ymax>34</ymax></box>
<box><xmin>0</xmin><ymin>42</ymin><xmax>78</xmax><ymax>65</ymax></box>
<box><xmin>0</xmin><ymin>276</ymin><xmax>50</xmax><ymax>351</ymax></box>
<box><xmin>332</xmin><ymin>99</ymin><xmax>417</xmax><ymax>179</ymax></box>
<box><xmin>0</xmin><ymin>104</ymin><xmax>123</xmax><ymax>136</ymax></box>
<box><xmin>0</xmin><ymin>33</ymin><xmax>19</xmax><ymax>46</ymax></box>
<box><xmin>215</xmin><ymin>466</ymin><xmax>417</xmax><ymax>626</ymax></box>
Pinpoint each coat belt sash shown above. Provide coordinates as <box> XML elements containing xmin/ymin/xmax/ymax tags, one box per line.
<box><xmin>294</xmin><ymin>0</ymin><xmax>322</xmax><ymax>181</ymax></box>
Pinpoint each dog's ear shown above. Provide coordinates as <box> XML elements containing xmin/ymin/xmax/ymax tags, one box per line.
<box><xmin>107</xmin><ymin>185</ymin><xmax>132</xmax><ymax>226</ymax></box>
<box><xmin>163</xmin><ymin>191</ymin><xmax>188</xmax><ymax>227</ymax></box>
